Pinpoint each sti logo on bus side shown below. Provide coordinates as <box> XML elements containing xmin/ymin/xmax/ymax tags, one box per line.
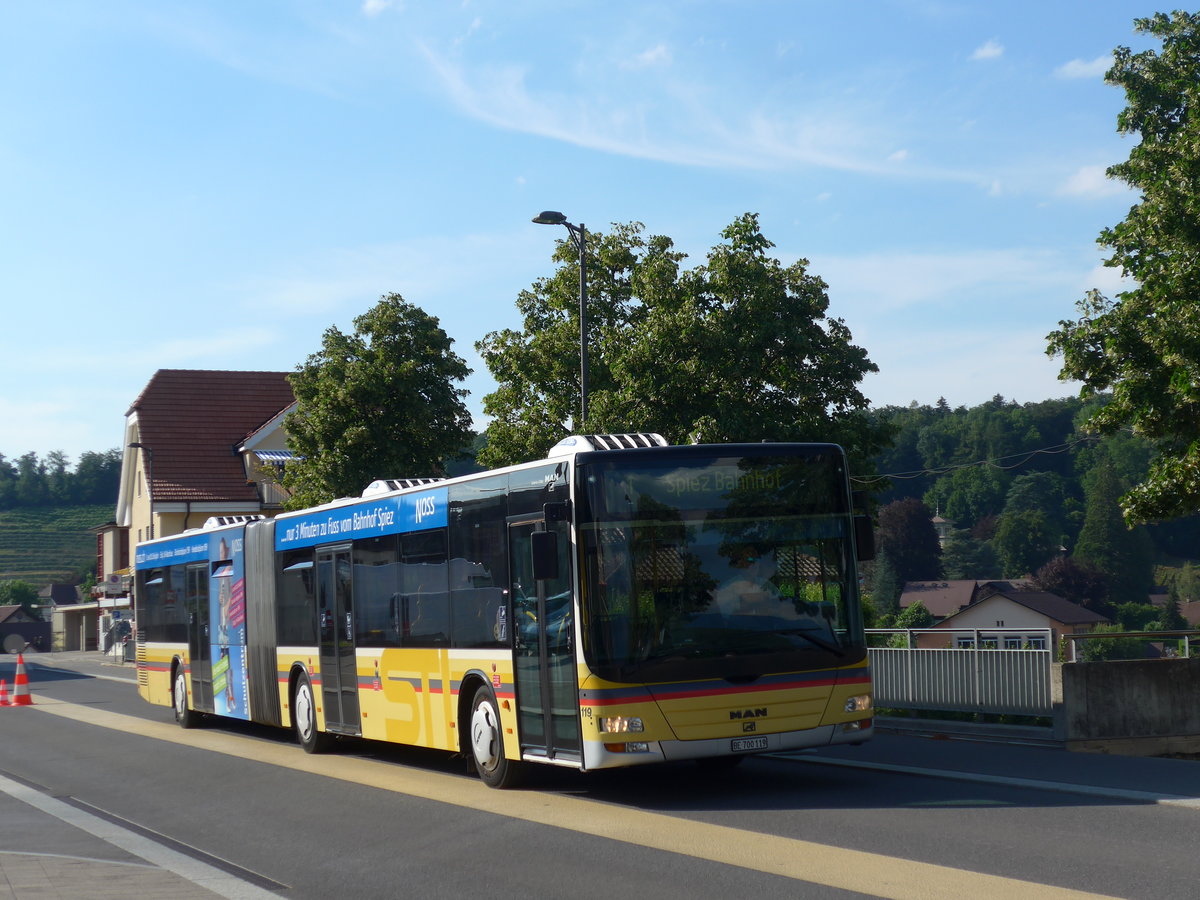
<box><xmin>729</xmin><ymin>708</ymin><xmax>768</xmax><ymax>720</ymax></box>
<box><xmin>414</xmin><ymin>495</ymin><xmax>438</xmax><ymax>524</ymax></box>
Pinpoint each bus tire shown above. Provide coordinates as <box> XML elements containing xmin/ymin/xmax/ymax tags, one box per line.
<box><xmin>469</xmin><ymin>686</ymin><xmax>523</xmax><ymax>789</ymax></box>
<box><xmin>293</xmin><ymin>673</ymin><xmax>330</xmax><ymax>754</ymax></box>
<box><xmin>173</xmin><ymin>666</ymin><xmax>198</xmax><ymax>729</ymax></box>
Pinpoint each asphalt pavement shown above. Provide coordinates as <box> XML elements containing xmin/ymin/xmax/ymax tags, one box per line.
<box><xmin>2</xmin><ymin>649</ymin><xmax>1199</xmax><ymax>899</ymax></box>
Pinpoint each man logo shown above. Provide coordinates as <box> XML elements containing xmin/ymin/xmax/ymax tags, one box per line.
<box><xmin>729</xmin><ymin>708</ymin><xmax>768</xmax><ymax>720</ymax></box>
<box><xmin>743</xmin><ymin>722</ymin><xmax>757</xmax><ymax>733</ymax></box>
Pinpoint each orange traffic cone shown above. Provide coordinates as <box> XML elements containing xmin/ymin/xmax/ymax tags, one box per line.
<box><xmin>11</xmin><ymin>653</ymin><xmax>32</xmax><ymax>706</ymax></box>
<box><xmin>0</xmin><ymin>678</ymin><xmax>9</xmax><ymax>706</ymax></box>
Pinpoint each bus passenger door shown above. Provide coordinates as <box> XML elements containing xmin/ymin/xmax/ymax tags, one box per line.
<box><xmin>317</xmin><ymin>546</ymin><xmax>360</xmax><ymax>734</ymax></box>
<box><xmin>185</xmin><ymin>562</ymin><xmax>213</xmax><ymax>712</ymax></box>
<box><xmin>509</xmin><ymin>519</ymin><xmax>580</xmax><ymax>762</ymax></box>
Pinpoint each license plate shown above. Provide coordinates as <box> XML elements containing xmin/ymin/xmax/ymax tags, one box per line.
<box><xmin>730</xmin><ymin>737</ymin><xmax>768</xmax><ymax>753</ymax></box>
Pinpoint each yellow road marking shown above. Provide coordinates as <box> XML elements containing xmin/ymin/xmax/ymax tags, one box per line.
<box><xmin>31</xmin><ymin>698</ymin><xmax>1120</xmax><ymax>900</ymax></box>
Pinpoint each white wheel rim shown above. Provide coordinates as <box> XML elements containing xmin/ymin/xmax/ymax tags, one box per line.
<box><xmin>174</xmin><ymin>673</ymin><xmax>187</xmax><ymax>717</ymax></box>
<box><xmin>295</xmin><ymin>683</ymin><xmax>314</xmax><ymax>741</ymax></box>
<box><xmin>470</xmin><ymin>700</ymin><xmax>500</xmax><ymax>771</ymax></box>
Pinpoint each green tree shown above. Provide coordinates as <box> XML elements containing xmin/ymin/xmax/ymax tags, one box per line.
<box><xmin>14</xmin><ymin>452</ymin><xmax>47</xmax><ymax>507</ymax></box>
<box><xmin>875</xmin><ymin>497</ymin><xmax>942</xmax><ymax>583</ymax></box>
<box><xmin>993</xmin><ymin>509</ymin><xmax>1059</xmax><ymax>579</ymax></box>
<box><xmin>1033</xmin><ymin>555</ymin><xmax>1111</xmax><ymax>615</ymax></box>
<box><xmin>923</xmin><ymin>465</ymin><xmax>1009</xmax><ymax>530</ymax></box>
<box><xmin>1074</xmin><ymin>458</ymin><xmax>1155</xmax><ymax>605</ymax></box>
<box><xmin>1046</xmin><ymin>12</ymin><xmax>1200</xmax><ymax>522</ymax></box>
<box><xmin>0</xmin><ymin>580</ymin><xmax>40</xmax><ymax>619</ymax></box>
<box><xmin>865</xmin><ymin>554</ymin><xmax>904</xmax><ymax>618</ymax></box>
<box><xmin>283</xmin><ymin>294</ymin><xmax>472</xmax><ymax>508</ymax></box>
<box><xmin>1153</xmin><ymin>587</ymin><xmax>1188</xmax><ymax>631</ymax></box>
<box><xmin>1079</xmin><ymin>623</ymin><xmax>1147</xmax><ymax>661</ymax></box>
<box><xmin>478</xmin><ymin>214</ymin><xmax>890</xmax><ymax>468</ymax></box>
<box><xmin>940</xmin><ymin>527</ymin><xmax>1002</xmax><ymax>580</ymax></box>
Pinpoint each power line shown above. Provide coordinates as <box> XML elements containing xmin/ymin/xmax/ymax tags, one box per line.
<box><xmin>851</xmin><ymin>436</ymin><xmax>1099</xmax><ymax>485</ymax></box>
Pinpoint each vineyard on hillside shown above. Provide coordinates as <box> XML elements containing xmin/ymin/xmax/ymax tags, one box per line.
<box><xmin>0</xmin><ymin>506</ymin><xmax>112</xmax><ymax>586</ymax></box>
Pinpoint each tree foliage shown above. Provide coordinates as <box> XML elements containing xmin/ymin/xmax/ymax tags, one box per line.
<box><xmin>0</xmin><ymin>580</ymin><xmax>40</xmax><ymax>619</ymax></box>
<box><xmin>875</xmin><ymin>497</ymin><xmax>942</xmax><ymax>583</ymax></box>
<box><xmin>283</xmin><ymin>294</ymin><xmax>473</xmax><ymax>508</ymax></box>
<box><xmin>1033</xmin><ymin>555</ymin><xmax>1111</xmax><ymax>615</ymax></box>
<box><xmin>1073</xmin><ymin>457</ymin><xmax>1155</xmax><ymax>605</ymax></box>
<box><xmin>478</xmin><ymin>214</ymin><xmax>890</xmax><ymax>468</ymax></box>
<box><xmin>993</xmin><ymin>509</ymin><xmax>1059</xmax><ymax>579</ymax></box>
<box><xmin>1046</xmin><ymin>11</ymin><xmax>1200</xmax><ymax>522</ymax></box>
<box><xmin>0</xmin><ymin>450</ymin><xmax>121</xmax><ymax>510</ymax></box>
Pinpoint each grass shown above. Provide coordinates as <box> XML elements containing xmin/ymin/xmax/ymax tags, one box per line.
<box><xmin>0</xmin><ymin>505</ymin><xmax>113</xmax><ymax>585</ymax></box>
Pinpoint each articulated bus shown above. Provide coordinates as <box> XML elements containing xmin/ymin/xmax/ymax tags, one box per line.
<box><xmin>134</xmin><ymin>434</ymin><xmax>875</xmax><ymax>787</ymax></box>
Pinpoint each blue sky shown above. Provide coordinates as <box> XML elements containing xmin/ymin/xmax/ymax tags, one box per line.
<box><xmin>1</xmin><ymin>1</ymin><xmax>1155</xmax><ymax>464</ymax></box>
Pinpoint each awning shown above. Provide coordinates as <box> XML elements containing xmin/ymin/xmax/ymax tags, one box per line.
<box><xmin>253</xmin><ymin>450</ymin><xmax>296</xmax><ymax>463</ymax></box>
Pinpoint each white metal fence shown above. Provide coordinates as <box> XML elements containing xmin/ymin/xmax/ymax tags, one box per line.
<box><xmin>866</xmin><ymin>628</ymin><xmax>1054</xmax><ymax>717</ymax></box>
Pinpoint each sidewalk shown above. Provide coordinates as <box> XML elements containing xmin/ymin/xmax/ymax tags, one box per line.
<box><xmin>0</xmin><ymin>651</ymin><xmax>269</xmax><ymax>899</ymax></box>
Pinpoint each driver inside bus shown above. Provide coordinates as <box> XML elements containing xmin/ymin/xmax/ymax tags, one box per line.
<box><xmin>712</xmin><ymin>544</ymin><xmax>780</xmax><ymax>616</ymax></box>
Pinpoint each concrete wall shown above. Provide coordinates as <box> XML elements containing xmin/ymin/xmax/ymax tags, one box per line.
<box><xmin>1057</xmin><ymin>657</ymin><xmax>1200</xmax><ymax>755</ymax></box>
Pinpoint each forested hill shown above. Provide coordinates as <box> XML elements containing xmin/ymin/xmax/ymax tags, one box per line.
<box><xmin>863</xmin><ymin>394</ymin><xmax>1200</xmax><ymax>610</ymax></box>
<box><xmin>0</xmin><ymin>450</ymin><xmax>121</xmax><ymax>587</ymax></box>
<box><xmin>0</xmin><ymin>505</ymin><xmax>113</xmax><ymax>586</ymax></box>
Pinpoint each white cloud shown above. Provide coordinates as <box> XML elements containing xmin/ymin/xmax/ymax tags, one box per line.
<box><xmin>362</xmin><ymin>0</ymin><xmax>396</xmax><ymax>18</ymax></box>
<box><xmin>1081</xmin><ymin>262</ymin><xmax>1134</xmax><ymax>297</ymax></box>
<box><xmin>417</xmin><ymin>45</ymin><xmax>982</xmax><ymax>182</ymax></box>
<box><xmin>812</xmin><ymin>248</ymin><xmax>1075</xmax><ymax>315</ymax></box>
<box><xmin>888</xmin><ymin>149</ymin><xmax>909</xmax><ymax>162</ymax></box>
<box><xmin>970</xmin><ymin>39</ymin><xmax>1004</xmax><ymax>61</ymax></box>
<box><xmin>623</xmin><ymin>44</ymin><xmax>672</xmax><ymax>70</ymax></box>
<box><xmin>1055</xmin><ymin>55</ymin><xmax>1111</xmax><ymax>79</ymax></box>
<box><xmin>1057</xmin><ymin>164</ymin><xmax>1127</xmax><ymax>198</ymax></box>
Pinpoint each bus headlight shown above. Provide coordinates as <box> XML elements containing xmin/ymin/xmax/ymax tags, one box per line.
<box><xmin>601</xmin><ymin>716</ymin><xmax>644</xmax><ymax>733</ymax></box>
<box><xmin>844</xmin><ymin>694</ymin><xmax>872</xmax><ymax>714</ymax></box>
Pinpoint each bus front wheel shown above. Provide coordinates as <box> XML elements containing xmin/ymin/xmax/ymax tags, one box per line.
<box><xmin>469</xmin><ymin>686</ymin><xmax>523</xmax><ymax>789</ymax></box>
<box><xmin>173</xmin><ymin>667</ymin><xmax>197</xmax><ymax>729</ymax></box>
<box><xmin>293</xmin><ymin>673</ymin><xmax>330</xmax><ymax>754</ymax></box>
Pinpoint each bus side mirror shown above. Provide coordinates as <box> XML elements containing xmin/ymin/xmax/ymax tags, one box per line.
<box><xmin>854</xmin><ymin>515</ymin><xmax>875</xmax><ymax>562</ymax></box>
<box><xmin>531</xmin><ymin>531</ymin><xmax>560</xmax><ymax>581</ymax></box>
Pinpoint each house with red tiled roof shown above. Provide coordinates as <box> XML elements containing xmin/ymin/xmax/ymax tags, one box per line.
<box><xmin>898</xmin><ymin>580</ymin><xmax>978</xmax><ymax>618</ymax></box>
<box><xmin>114</xmin><ymin>368</ymin><xmax>297</xmax><ymax>553</ymax></box>
<box><xmin>924</xmin><ymin>586</ymin><xmax>1109</xmax><ymax>650</ymax></box>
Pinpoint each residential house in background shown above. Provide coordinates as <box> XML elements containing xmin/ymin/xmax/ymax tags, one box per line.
<box><xmin>73</xmin><ymin>369</ymin><xmax>298</xmax><ymax>652</ymax></box>
<box><xmin>928</xmin><ymin>586</ymin><xmax>1110</xmax><ymax>650</ymax></box>
<box><xmin>0</xmin><ymin>604</ymin><xmax>51</xmax><ymax>653</ymax></box>
<box><xmin>116</xmin><ymin>368</ymin><xmax>297</xmax><ymax>551</ymax></box>
<box><xmin>898</xmin><ymin>580</ymin><xmax>977</xmax><ymax>618</ymax></box>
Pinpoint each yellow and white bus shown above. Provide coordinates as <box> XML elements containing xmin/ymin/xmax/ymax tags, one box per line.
<box><xmin>135</xmin><ymin>434</ymin><xmax>874</xmax><ymax>787</ymax></box>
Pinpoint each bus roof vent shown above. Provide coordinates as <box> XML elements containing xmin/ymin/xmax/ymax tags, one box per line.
<box><xmin>362</xmin><ymin>477</ymin><xmax>447</xmax><ymax>498</ymax></box>
<box><xmin>547</xmin><ymin>433</ymin><xmax>668</xmax><ymax>457</ymax></box>
<box><xmin>200</xmin><ymin>515</ymin><xmax>266</xmax><ymax>529</ymax></box>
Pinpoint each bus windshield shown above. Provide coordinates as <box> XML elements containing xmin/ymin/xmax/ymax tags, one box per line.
<box><xmin>579</xmin><ymin>449</ymin><xmax>865</xmax><ymax>682</ymax></box>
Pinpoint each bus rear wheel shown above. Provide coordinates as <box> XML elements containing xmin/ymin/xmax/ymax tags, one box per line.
<box><xmin>293</xmin><ymin>673</ymin><xmax>330</xmax><ymax>754</ymax></box>
<box><xmin>469</xmin><ymin>686</ymin><xmax>523</xmax><ymax>789</ymax></box>
<box><xmin>173</xmin><ymin>667</ymin><xmax>197</xmax><ymax>729</ymax></box>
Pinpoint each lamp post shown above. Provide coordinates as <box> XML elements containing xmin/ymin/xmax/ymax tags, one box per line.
<box><xmin>532</xmin><ymin>210</ymin><xmax>589</xmax><ymax>431</ymax></box>
<box><xmin>127</xmin><ymin>442</ymin><xmax>155</xmax><ymax>540</ymax></box>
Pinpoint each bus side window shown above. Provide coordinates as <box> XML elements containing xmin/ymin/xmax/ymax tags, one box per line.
<box><xmin>400</xmin><ymin>529</ymin><xmax>450</xmax><ymax>646</ymax></box>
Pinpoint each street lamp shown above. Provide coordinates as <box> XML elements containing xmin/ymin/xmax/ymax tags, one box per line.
<box><xmin>127</xmin><ymin>442</ymin><xmax>155</xmax><ymax>540</ymax></box>
<box><xmin>533</xmin><ymin>210</ymin><xmax>589</xmax><ymax>430</ymax></box>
